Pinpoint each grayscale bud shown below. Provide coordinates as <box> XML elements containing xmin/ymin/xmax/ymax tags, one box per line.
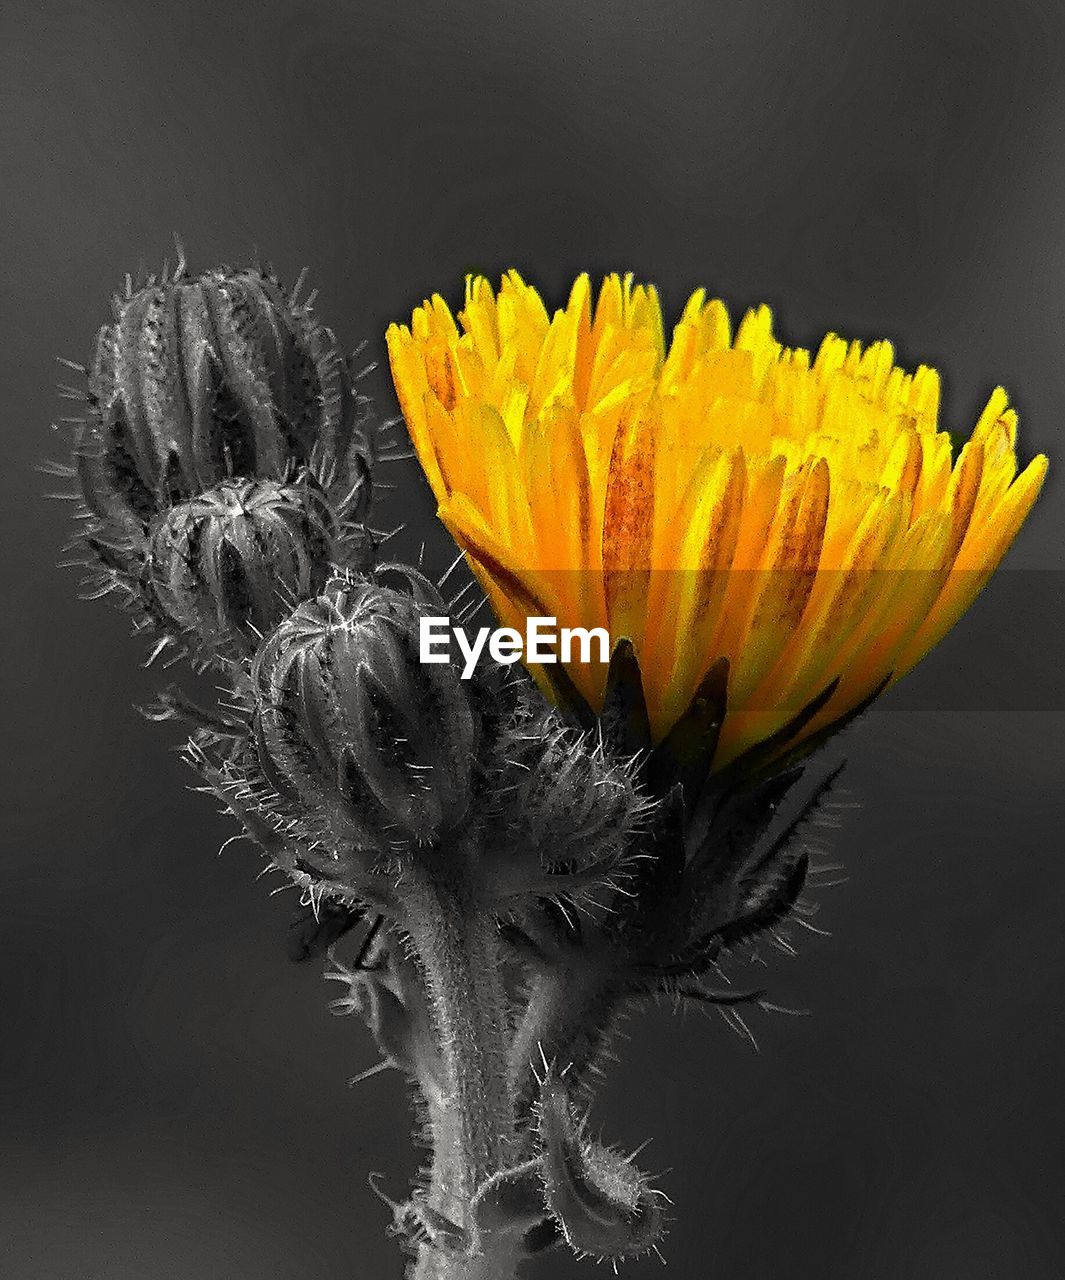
<box><xmin>69</xmin><ymin>260</ymin><xmax>375</xmax><ymax>666</ymax></box>
<box><xmin>252</xmin><ymin>576</ymin><xmax>478</xmax><ymax>851</ymax></box>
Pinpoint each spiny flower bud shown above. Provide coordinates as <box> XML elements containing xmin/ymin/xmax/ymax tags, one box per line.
<box><xmin>479</xmin><ymin>708</ymin><xmax>654</xmax><ymax>904</ymax></box>
<box><xmin>252</xmin><ymin>575</ymin><xmax>478</xmax><ymax>853</ymax></box>
<box><xmin>506</xmin><ymin>722</ymin><xmax>650</xmax><ymax>870</ymax></box>
<box><xmin>68</xmin><ymin>259</ymin><xmax>375</xmax><ymax>664</ymax></box>
<box><xmin>147</xmin><ymin>474</ymin><xmax>367</xmax><ymax>662</ymax></box>
<box><xmin>76</xmin><ymin>261</ymin><xmax>369</xmax><ymax>523</ymax></box>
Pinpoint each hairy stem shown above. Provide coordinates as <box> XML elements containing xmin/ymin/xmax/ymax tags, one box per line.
<box><xmin>509</xmin><ymin>957</ymin><xmax>623</xmax><ymax>1114</ymax></box>
<box><xmin>401</xmin><ymin>836</ymin><xmax>523</xmax><ymax>1279</ymax></box>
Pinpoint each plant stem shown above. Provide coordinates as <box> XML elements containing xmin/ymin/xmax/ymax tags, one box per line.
<box><xmin>508</xmin><ymin>956</ymin><xmax>622</xmax><ymax>1113</ymax></box>
<box><xmin>401</xmin><ymin>835</ymin><xmax>523</xmax><ymax>1280</ymax></box>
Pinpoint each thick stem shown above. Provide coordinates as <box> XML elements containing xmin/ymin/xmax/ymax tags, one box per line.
<box><xmin>401</xmin><ymin>836</ymin><xmax>523</xmax><ymax>1280</ymax></box>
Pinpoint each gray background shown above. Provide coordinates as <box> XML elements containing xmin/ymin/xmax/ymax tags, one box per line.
<box><xmin>2</xmin><ymin>1</ymin><xmax>1064</xmax><ymax>1276</ymax></box>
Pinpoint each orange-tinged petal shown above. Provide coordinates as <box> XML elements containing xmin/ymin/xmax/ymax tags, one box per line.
<box><xmin>644</xmin><ymin>446</ymin><xmax>746</xmax><ymax>735</ymax></box>
<box><xmin>729</xmin><ymin>456</ymin><xmax>831</xmax><ymax>706</ymax></box>
<box><xmin>601</xmin><ymin>400</ymin><xmax>656</xmax><ymax>651</ymax></box>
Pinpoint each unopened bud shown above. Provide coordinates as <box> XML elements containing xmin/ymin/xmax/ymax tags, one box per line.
<box><xmin>484</xmin><ymin>713</ymin><xmax>653</xmax><ymax>898</ymax></box>
<box><xmin>76</xmin><ymin>264</ymin><xmax>369</xmax><ymax>522</ymax></box>
<box><xmin>253</xmin><ymin>576</ymin><xmax>478</xmax><ymax>850</ymax></box>
<box><xmin>147</xmin><ymin>474</ymin><xmax>362</xmax><ymax>662</ymax></box>
<box><xmin>70</xmin><ymin>261</ymin><xmax>375</xmax><ymax>664</ymax></box>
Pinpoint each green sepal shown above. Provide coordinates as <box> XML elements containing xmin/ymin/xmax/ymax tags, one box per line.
<box><xmin>648</xmin><ymin>656</ymin><xmax>729</xmax><ymax>802</ymax></box>
<box><xmin>655</xmin><ymin>767</ymin><xmax>845</xmax><ymax>978</ymax></box>
<box><xmin>761</xmin><ymin>673</ymin><xmax>891</xmax><ymax>779</ymax></box>
<box><xmin>598</xmin><ymin>638</ymin><xmax>652</xmax><ymax>757</ymax></box>
<box><xmin>685</xmin><ymin>763</ymin><xmax>807</xmax><ymax>903</ymax></box>
<box><xmin>708</xmin><ymin>675</ymin><xmax>839</xmax><ymax>795</ymax></box>
<box><xmin>628</xmin><ymin>781</ymin><xmax>686</xmax><ymax>907</ymax></box>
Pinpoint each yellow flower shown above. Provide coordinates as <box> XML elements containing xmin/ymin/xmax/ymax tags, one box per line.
<box><xmin>387</xmin><ymin>272</ymin><xmax>1047</xmax><ymax>768</ymax></box>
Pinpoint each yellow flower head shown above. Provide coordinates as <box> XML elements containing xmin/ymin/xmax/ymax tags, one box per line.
<box><xmin>387</xmin><ymin>272</ymin><xmax>1047</xmax><ymax>768</ymax></box>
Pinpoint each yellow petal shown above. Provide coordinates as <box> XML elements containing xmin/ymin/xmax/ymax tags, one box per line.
<box><xmin>388</xmin><ymin>273</ymin><xmax>1048</xmax><ymax>773</ymax></box>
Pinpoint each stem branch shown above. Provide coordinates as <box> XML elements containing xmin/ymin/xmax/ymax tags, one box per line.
<box><xmin>401</xmin><ymin>835</ymin><xmax>522</xmax><ymax>1279</ymax></box>
<box><xmin>509</xmin><ymin>957</ymin><xmax>622</xmax><ymax>1113</ymax></box>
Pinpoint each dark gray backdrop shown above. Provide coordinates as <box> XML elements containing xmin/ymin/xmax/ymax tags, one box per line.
<box><xmin>2</xmin><ymin>1</ymin><xmax>1064</xmax><ymax>1276</ymax></box>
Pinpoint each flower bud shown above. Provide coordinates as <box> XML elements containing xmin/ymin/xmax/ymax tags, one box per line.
<box><xmin>253</xmin><ymin>576</ymin><xmax>478</xmax><ymax>850</ymax></box>
<box><xmin>480</xmin><ymin>711</ymin><xmax>653</xmax><ymax>903</ymax></box>
<box><xmin>70</xmin><ymin>261</ymin><xmax>375</xmax><ymax>664</ymax></box>
<box><xmin>507</xmin><ymin>723</ymin><xmax>648</xmax><ymax>870</ymax></box>
<box><xmin>147</xmin><ymin>474</ymin><xmax>366</xmax><ymax>662</ymax></box>
<box><xmin>75</xmin><ymin>263</ymin><xmax>370</xmax><ymax>524</ymax></box>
